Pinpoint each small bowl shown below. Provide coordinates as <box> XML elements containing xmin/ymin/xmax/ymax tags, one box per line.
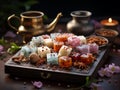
<box><xmin>95</xmin><ymin>28</ymin><xmax>119</xmax><ymax>42</ymax></box>
<box><xmin>86</xmin><ymin>35</ymin><xmax>109</xmax><ymax>48</ymax></box>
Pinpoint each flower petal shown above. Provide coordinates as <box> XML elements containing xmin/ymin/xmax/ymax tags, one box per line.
<box><xmin>32</xmin><ymin>81</ymin><xmax>43</xmax><ymax>88</ymax></box>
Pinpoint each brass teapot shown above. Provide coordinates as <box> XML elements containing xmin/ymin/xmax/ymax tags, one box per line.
<box><xmin>8</xmin><ymin>11</ymin><xmax>62</xmax><ymax>43</ymax></box>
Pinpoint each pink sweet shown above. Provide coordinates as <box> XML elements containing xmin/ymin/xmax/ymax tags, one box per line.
<box><xmin>67</xmin><ymin>36</ymin><xmax>80</xmax><ymax>47</ymax></box>
<box><xmin>88</xmin><ymin>43</ymin><xmax>99</xmax><ymax>54</ymax></box>
<box><xmin>76</xmin><ymin>45</ymin><xmax>90</xmax><ymax>54</ymax></box>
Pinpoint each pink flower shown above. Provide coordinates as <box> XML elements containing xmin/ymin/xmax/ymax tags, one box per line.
<box><xmin>98</xmin><ymin>68</ymin><xmax>105</xmax><ymax>77</ymax></box>
<box><xmin>32</xmin><ymin>81</ymin><xmax>43</xmax><ymax>88</ymax></box>
<box><xmin>104</xmin><ymin>68</ymin><xmax>113</xmax><ymax>77</ymax></box>
<box><xmin>98</xmin><ymin>63</ymin><xmax>120</xmax><ymax>77</ymax></box>
<box><xmin>98</xmin><ymin>67</ymin><xmax>112</xmax><ymax>77</ymax></box>
<box><xmin>108</xmin><ymin>63</ymin><xmax>120</xmax><ymax>73</ymax></box>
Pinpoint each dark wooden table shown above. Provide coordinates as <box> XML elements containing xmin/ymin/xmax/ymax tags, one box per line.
<box><xmin>0</xmin><ymin>24</ymin><xmax>120</xmax><ymax>90</ymax></box>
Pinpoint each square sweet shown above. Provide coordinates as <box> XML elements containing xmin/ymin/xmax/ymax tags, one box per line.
<box><xmin>37</xmin><ymin>46</ymin><xmax>51</xmax><ymax>58</ymax></box>
<box><xmin>47</xmin><ymin>53</ymin><xmax>58</xmax><ymax>65</ymax></box>
<box><xmin>44</xmin><ymin>38</ymin><xmax>53</xmax><ymax>48</ymax></box>
<box><xmin>58</xmin><ymin>45</ymin><xmax>72</xmax><ymax>57</ymax></box>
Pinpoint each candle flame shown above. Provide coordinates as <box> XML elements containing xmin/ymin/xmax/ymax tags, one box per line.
<box><xmin>108</xmin><ymin>18</ymin><xmax>112</xmax><ymax>23</ymax></box>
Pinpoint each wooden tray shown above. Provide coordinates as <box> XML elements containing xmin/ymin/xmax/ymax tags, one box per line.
<box><xmin>5</xmin><ymin>44</ymin><xmax>111</xmax><ymax>83</ymax></box>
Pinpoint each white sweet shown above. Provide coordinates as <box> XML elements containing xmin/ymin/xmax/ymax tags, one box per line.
<box><xmin>58</xmin><ymin>45</ymin><xmax>72</xmax><ymax>57</ymax></box>
<box><xmin>37</xmin><ymin>46</ymin><xmax>51</xmax><ymax>58</ymax></box>
<box><xmin>47</xmin><ymin>53</ymin><xmax>58</xmax><ymax>65</ymax></box>
<box><xmin>78</xmin><ymin>35</ymin><xmax>87</xmax><ymax>45</ymax></box>
<box><xmin>20</xmin><ymin>45</ymin><xmax>37</xmax><ymax>57</ymax></box>
<box><xmin>31</xmin><ymin>36</ymin><xmax>44</xmax><ymax>46</ymax></box>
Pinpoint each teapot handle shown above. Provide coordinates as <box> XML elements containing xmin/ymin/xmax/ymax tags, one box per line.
<box><xmin>7</xmin><ymin>14</ymin><xmax>21</xmax><ymax>31</ymax></box>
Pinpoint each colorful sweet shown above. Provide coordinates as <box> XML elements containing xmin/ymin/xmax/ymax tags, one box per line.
<box><xmin>20</xmin><ymin>45</ymin><xmax>37</xmax><ymax>57</ymax></box>
<box><xmin>58</xmin><ymin>56</ymin><xmax>72</xmax><ymax>68</ymax></box>
<box><xmin>55</xmin><ymin>33</ymin><xmax>74</xmax><ymax>42</ymax></box>
<box><xmin>29</xmin><ymin>53</ymin><xmax>40</xmax><ymax>64</ymax></box>
<box><xmin>76</xmin><ymin>45</ymin><xmax>90</xmax><ymax>54</ymax></box>
<box><xmin>53</xmin><ymin>41</ymin><xmax>64</xmax><ymax>52</ymax></box>
<box><xmin>30</xmin><ymin>36</ymin><xmax>44</xmax><ymax>46</ymax></box>
<box><xmin>67</xmin><ymin>36</ymin><xmax>81</xmax><ymax>47</ymax></box>
<box><xmin>58</xmin><ymin>45</ymin><xmax>72</xmax><ymax>57</ymax></box>
<box><xmin>47</xmin><ymin>53</ymin><xmax>58</xmax><ymax>65</ymax></box>
<box><xmin>78</xmin><ymin>35</ymin><xmax>87</xmax><ymax>45</ymax></box>
<box><xmin>76</xmin><ymin>43</ymin><xmax>99</xmax><ymax>54</ymax></box>
<box><xmin>37</xmin><ymin>46</ymin><xmax>51</xmax><ymax>58</ymax></box>
<box><xmin>14</xmin><ymin>33</ymin><xmax>100</xmax><ymax>70</ymax></box>
<box><xmin>50</xmin><ymin>33</ymin><xmax>60</xmax><ymax>40</ymax></box>
<box><xmin>44</xmin><ymin>38</ymin><xmax>53</xmax><ymax>48</ymax></box>
<box><xmin>80</xmin><ymin>53</ymin><xmax>95</xmax><ymax>65</ymax></box>
<box><xmin>88</xmin><ymin>43</ymin><xmax>99</xmax><ymax>54</ymax></box>
<box><xmin>70</xmin><ymin>52</ymin><xmax>81</xmax><ymax>62</ymax></box>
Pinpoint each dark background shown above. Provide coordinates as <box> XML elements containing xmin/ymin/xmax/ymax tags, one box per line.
<box><xmin>31</xmin><ymin>0</ymin><xmax>120</xmax><ymax>19</ymax></box>
<box><xmin>0</xmin><ymin>0</ymin><xmax>120</xmax><ymax>37</ymax></box>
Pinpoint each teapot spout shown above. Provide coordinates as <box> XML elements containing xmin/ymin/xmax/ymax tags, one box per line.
<box><xmin>46</xmin><ymin>12</ymin><xmax>62</xmax><ymax>32</ymax></box>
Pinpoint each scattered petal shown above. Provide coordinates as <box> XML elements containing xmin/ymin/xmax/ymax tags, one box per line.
<box><xmin>98</xmin><ymin>68</ymin><xmax>105</xmax><ymax>77</ymax></box>
<box><xmin>32</xmin><ymin>81</ymin><xmax>43</xmax><ymax>89</ymax></box>
<box><xmin>104</xmin><ymin>68</ymin><xmax>113</xmax><ymax>77</ymax></box>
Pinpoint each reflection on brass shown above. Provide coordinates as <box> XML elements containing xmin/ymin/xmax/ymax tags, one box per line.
<box><xmin>8</xmin><ymin>11</ymin><xmax>62</xmax><ymax>43</ymax></box>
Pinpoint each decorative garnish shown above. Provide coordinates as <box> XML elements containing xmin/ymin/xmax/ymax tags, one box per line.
<box><xmin>98</xmin><ymin>63</ymin><xmax>120</xmax><ymax>77</ymax></box>
<box><xmin>7</xmin><ymin>43</ymin><xmax>21</xmax><ymax>54</ymax></box>
<box><xmin>32</xmin><ymin>81</ymin><xmax>43</xmax><ymax>89</ymax></box>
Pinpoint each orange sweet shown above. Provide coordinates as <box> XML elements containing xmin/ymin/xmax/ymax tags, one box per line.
<box><xmin>53</xmin><ymin>41</ymin><xmax>64</xmax><ymax>52</ymax></box>
<box><xmin>58</xmin><ymin>56</ymin><xmax>72</xmax><ymax>68</ymax></box>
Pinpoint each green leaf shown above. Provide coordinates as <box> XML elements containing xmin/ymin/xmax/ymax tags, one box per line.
<box><xmin>7</xmin><ymin>42</ymin><xmax>21</xmax><ymax>54</ymax></box>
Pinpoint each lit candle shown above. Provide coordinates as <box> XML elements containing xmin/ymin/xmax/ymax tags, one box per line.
<box><xmin>100</xmin><ymin>18</ymin><xmax>119</xmax><ymax>27</ymax></box>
